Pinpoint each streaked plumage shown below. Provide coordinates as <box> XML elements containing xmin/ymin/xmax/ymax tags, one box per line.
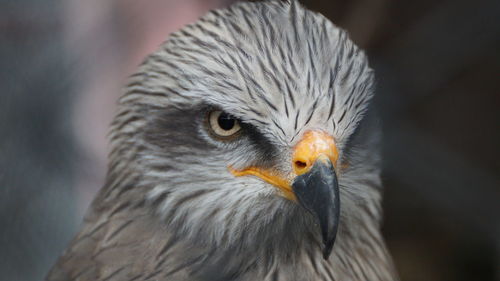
<box><xmin>47</xmin><ymin>1</ymin><xmax>398</xmax><ymax>280</ymax></box>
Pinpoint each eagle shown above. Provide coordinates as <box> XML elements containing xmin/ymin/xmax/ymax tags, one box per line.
<box><xmin>46</xmin><ymin>0</ymin><xmax>398</xmax><ymax>280</ymax></box>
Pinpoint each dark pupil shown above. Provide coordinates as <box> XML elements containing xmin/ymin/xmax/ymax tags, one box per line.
<box><xmin>217</xmin><ymin>113</ymin><xmax>235</xmax><ymax>131</ymax></box>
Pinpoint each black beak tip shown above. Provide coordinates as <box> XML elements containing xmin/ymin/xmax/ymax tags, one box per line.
<box><xmin>322</xmin><ymin>237</ymin><xmax>335</xmax><ymax>260</ymax></box>
<box><xmin>322</xmin><ymin>248</ymin><xmax>331</xmax><ymax>260</ymax></box>
<box><xmin>292</xmin><ymin>158</ymin><xmax>340</xmax><ymax>261</ymax></box>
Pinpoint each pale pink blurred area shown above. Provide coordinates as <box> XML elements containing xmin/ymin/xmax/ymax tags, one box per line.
<box><xmin>63</xmin><ymin>0</ymin><xmax>232</xmax><ymax>215</ymax></box>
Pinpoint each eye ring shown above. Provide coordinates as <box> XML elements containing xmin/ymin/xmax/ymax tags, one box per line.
<box><xmin>207</xmin><ymin>110</ymin><xmax>242</xmax><ymax>139</ymax></box>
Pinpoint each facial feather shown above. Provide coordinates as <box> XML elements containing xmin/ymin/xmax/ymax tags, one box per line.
<box><xmin>47</xmin><ymin>1</ymin><xmax>398</xmax><ymax>281</ymax></box>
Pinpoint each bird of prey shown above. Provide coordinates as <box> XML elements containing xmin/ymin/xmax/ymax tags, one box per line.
<box><xmin>46</xmin><ymin>0</ymin><xmax>398</xmax><ymax>280</ymax></box>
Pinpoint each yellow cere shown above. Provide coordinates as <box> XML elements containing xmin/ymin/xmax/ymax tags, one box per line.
<box><xmin>229</xmin><ymin>130</ymin><xmax>338</xmax><ymax>201</ymax></box>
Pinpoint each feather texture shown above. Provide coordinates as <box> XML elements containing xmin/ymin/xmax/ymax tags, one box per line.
<box><xmin>46</xmin><ymin>1</ymin><xmax>398</xmax><ymax>280</ymax></box>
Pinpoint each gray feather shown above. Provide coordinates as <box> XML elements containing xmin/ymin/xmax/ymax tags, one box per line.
<box><xmin>46</xmin><ymin>1</ymin><xmax>398</xmax><ymax>280</ymax></box>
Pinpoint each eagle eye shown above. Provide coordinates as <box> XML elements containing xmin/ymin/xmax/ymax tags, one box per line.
<box><xmin>208</xmin><ymin>110</ymin><xmax>241</xmax><ymax>139</ymax></box>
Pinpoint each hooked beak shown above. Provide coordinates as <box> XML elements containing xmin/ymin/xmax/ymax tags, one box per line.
<box><xmin>292</xmin><ymin>154</ymin><xmax>339</xmax><ymax>260</ymax></box>
<box><xmin>229</xmin><ymin>130</ymin><xmax>340</xmax><ymax>259</ymax></box>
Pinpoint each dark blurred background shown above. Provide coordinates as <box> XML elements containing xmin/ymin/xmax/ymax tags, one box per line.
<box><xmin>0</xmin><ymin>0</ymin><xmax>499</xmax><ymax>280</ymax></box>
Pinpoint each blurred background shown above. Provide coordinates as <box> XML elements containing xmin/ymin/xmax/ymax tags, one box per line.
<box><xmin>0</xmin><ymin>0</ymin><xmax>498</xmax><ymax>280</ymax></box>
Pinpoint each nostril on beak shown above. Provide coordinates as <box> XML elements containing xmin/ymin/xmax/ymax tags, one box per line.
<box><xmin>292</xmin><ymin>130</ymin><xmax>339</xmax><ymax>176</ymax></box>
<box><xmin>294</xmin><ymin>160</ymin><xmax>308</xmax><ymax>174</ymax></box>
<box><xmin>295</xmin><ymin>160</ymin><xmax>307</xmax><ymax>169</ymax></box>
